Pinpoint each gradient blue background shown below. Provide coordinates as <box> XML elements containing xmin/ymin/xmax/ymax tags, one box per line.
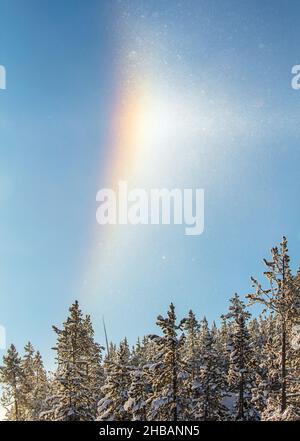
<box><xmin>0</xmin><ymin>0</ymin><xmax>300</xmax><ymax>370</ymax></box>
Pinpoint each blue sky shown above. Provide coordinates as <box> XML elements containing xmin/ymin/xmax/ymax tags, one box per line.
<box><xmin>0</xmin><ymin>0</ymin><xmax>300</xmax><ymax>369</ymax></box>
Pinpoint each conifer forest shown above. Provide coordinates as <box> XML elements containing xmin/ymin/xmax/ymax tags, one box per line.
<box><xmin>1</xmin><ymin>237</ymin><xmax>300</xmax><ymax>421</ymax></box>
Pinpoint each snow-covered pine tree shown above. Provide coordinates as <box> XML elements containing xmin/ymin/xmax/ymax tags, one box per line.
<box><xmin>39</xmin><ymin>372</ymin><xmax>57</xmax><ymax>421</ymax></box>
<box><xmin>20</xmin><ymin>342</ymin><xmax>35</xmax><ymax>420</ymax></box>
<box><xmin>20</xmin><ymin>342</ymin><xmax>49</xmax><ymax>420</ymax></box>
<box><xmin>124</xmin><ymin>366</ymin><xmax>149</xmax><ymax>420</ymax></box>
<box><xmin>222</xmin><ymin>294</ymin><xmax>258</xmax><ymax>420</ymax></box>
<box><xmin>287</xmin><ymin>268</ymin><xmax>300</xmax><ymax>413</ymax></box>
<box><xmin>250</xmin><ymin>314</ymin><xmax>280</xmax><ymax>416</ymax></box>
<box><xmin>180</xmin><ymin>310</ymin><xmax>201</xmax><ymax>419</ymax></box>
<box><xmin>147</xmin><ymin>303</ymin><xmax>187</xmax><ymax>421</ymax></box>
<box><xmin>0</xmin><ymin>344</ymin><xmax>25</xmax><ymax>420</ymax></box>
<box><xmin>141</xmin><ymin>336</ymin><xmax>158</xmax><ymax>366</ymax></box>
<box><xmin>247</xmin><ymin>237</ymin><xmax>299</xmax><ymax>416</ymax></box>
<box><xmin>43</xmin><ymin>301</ymin><xmax>102</xmax><ymax>421</ymax></box>
<box><xmin>97</xmin><ymin>338</ymin><xmax>131</xmax><ymax>421</ymax></box>
<box><xmin>216</xmin><ymin>316</ymin><xmax>231</xmax><ymax>378</ymax></box>
<box><xmin>131</xmin><ymin>337</ymin><xmax>146</xmax><ymax>367</ymax></box>
<box><xmin>82</xmin><ymin>315</ymin><xmax>104</xmax><ymax>417</ymax></box>
<box><xmin>181</xmin><ymin>310</ymin><xmax>200</xmax><ymax>383</ymax></box>
<box><xmin>32</xmin><ymin>350</ymin><xmax>49</xmax><ymax>419</ymax></box>
<box><xmin>106</xmin><ymin>342</ymin><xmax>117</xmax><ymax>363</ymax></box>
<box><xmin>192</xmin><ymin>318</ymin><xmax>228</xmax><ymax>420</ymax></box>
<box><xmin>123</xmin><ymin>337</ymin><xmax>153</xmax><ymax>420</ymax></box>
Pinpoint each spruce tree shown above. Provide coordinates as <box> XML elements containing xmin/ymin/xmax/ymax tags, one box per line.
<box><xmin>247</xmin><ymin>237</ymin><xmax>299</xmax><ymax>415</ymax></box>
<box><xmin>32</xmin><ymin>350</ymin><xmax>49</xmax><ymax>419</ymax></box>
<box><xmin>222</xmin><ymin>294</ymin><xmax>257</xmax><ymax>420</ymax></box>
<box><xmin>20</xmin><ymin>342</ymin><xmax>35</xmax><ymax>420</ymax></box>
<box><xmin>193</xmin><ymin>320</ymin><xmax>228</xmax><ymax>420</ymax></box>
<box><xmin>0</xmin><ymin>344</ymin><xmax>25</xmax><ymax>420</ymax></box>
<box><xmin>97</xmin><ymin>339</ymin><xmax>131</xmax><ymax>421</ymax></box>
<box><xmin>181</xmin><ymin>310</ymin><xmax>200</xmax><ymax>382</ymax></box>
<box><xmin>250</xmin><ymin>314</ymin><xmax>281</xmax><ymax>417</ymax></box>
<box><xmin>43</xmin><ymin>301</ymin><xmax>102</xmax><ymax>420</ymax></box>
<box><xmin>124</xmin><ymin>367</ymin><xmax>149</xmax><ymax>420</ymax></box>
<box><xmin>147</xmin><ymin>303</ymin><xmax>186</xmax><ymax>421</ymax></box>
<box><xmin>180</xmin><ymin>310</ymin><xmax>201</xmax><ymax>420</ymax></box>
<box><xmin>20</xmin><ymin>342</ymin><xmax>49</xmax><ymax>420</ymax></box>
<box><xmin>82</xmin><ymin>315</ymin><xmax>104</xmax><ymax>417</ymax></box>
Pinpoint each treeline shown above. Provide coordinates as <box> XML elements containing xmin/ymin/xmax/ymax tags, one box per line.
<box><xmin>1</xmin><ymin>237</ymin><xmax>300</xmax><ymax>421</ymax></box>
